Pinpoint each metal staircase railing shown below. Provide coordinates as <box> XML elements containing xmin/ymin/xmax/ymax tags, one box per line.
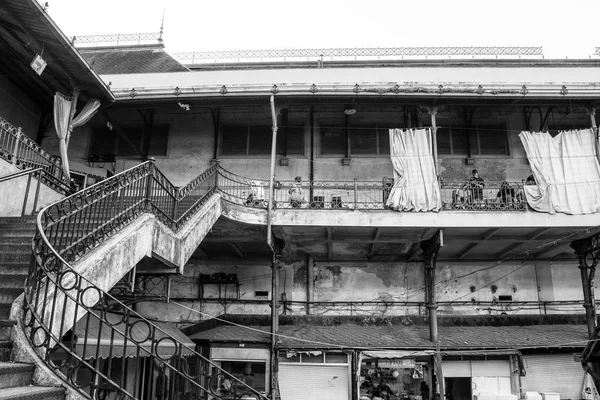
<box><xmin>0</xmin><ymin>116</ymin><xmax>71</xmax><ymax>195</ymax></box>
<box><xmin>23</xmin><ymin>160</ymin><xmax>268</xmax><ymax>400</ymax></box>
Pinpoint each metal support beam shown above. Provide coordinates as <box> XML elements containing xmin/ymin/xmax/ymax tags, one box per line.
<box><xmin>421</xmin><ymin>229</ymin><xmax>444</xmax><ymax>400</ymax></box>
<box><xmin>571</xmin><ymin>234</ymin><xmax>600</xmax><ymax>339</ymax></box>
<box><xmin>326</xmin><ymin>227</ymin><xmax>333</xmax><ymax>261</ymax></box>
<box><xmin>270</xmin><ymin>251</ymin><xmax>281</xmax><ymax>399</ymax></box>
<box><xmin>229</xmin><ymin>243</ymin><xmax>245</xmax><ymax>259</ymax></box>
<box><xmin>458</xmin><ymin>228</ymin><xmax>500</xmax><ymax>259</ymax></box>
<box><xmin>367</xmin><ymin>228</ymin><xmax>381</xmax><ymax>259</ymax></box>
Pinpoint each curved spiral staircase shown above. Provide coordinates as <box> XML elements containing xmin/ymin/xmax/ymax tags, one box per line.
<box><xmin>0</xmin><ymin>124</ymin><xmax>269</xmax><ymax>399</ymax></box>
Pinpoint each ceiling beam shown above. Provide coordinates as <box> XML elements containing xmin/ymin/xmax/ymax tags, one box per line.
<box><xmin>457</xmin><ymin>228</ymin><xmax>501</xmax><ymax>259</ymax></box>
<box><xmin>367</xmin><ymin>228</ymin><xmax>381</xmax><ymax>259</ymax></box>
<box><xmin>327</xmin><ymin>227</ymin><xmax>333</xmax><ymax>261</ymax></box>
<box><xmin>533</xmin><ymin>244</ymin><xmax>573</xmax><ymax>259</ymax></box>
<box><xmin>229</xmin><ymin>243</ymin><xmax>245</xmax><ymax>259</ymax></box>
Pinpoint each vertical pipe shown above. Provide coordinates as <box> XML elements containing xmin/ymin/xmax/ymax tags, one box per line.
<box><xmin>309</xmin><ymin>106</ymin><xmax>315</xmax><ymax>201</ymax></box>
<box><xmin>429</xmin><ymin>107</ymin><xmax>439</xmax><ymax>177</ymax></box>
<box><xmin>267</xmin><ymin>96</ymin><xmax>278</xmax><ymax>249</ymax></box>
<box><xmin>307</xmin><ymin>256</ymin><xmax>314</xmax><ymax>315</ymax></box>
<box><xmin>590</xmin><ymin>108</ymin><xmax>600</xmax><ymax>166</ymax></box>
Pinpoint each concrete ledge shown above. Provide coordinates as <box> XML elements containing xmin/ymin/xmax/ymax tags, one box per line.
<box><xmin>221</xmin><ymin>200</ymin><xmax>600</xmax><ymax>228</ymax></box>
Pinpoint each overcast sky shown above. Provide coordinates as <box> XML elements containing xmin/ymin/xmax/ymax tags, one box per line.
<box><xmin>39</xmin><ymin>0</ymin><xmax>598</xmax><ymax>59</ymax></box>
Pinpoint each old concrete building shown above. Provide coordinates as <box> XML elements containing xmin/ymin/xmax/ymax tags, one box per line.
<box><xmin>1</xmin><ymin>1</ymin><xmax>600</xmax><ymax>400</ymax></box>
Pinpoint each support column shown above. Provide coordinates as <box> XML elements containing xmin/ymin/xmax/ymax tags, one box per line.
<box><xmin>571</xmin><ymin>234</ymin><xmax>600</xmax><ymax>339</ymax></box>
<box><xmin>270</xmin><ymin>249</ymin><xmax>282</xmax><ymax>400</ymax></box>
<box><xmin>307</xmin><ymin>256</ymin><xmax>314</xmax><ymax>315</ymax></box>
<box><xmin>421</xmin><ymin>230</ymin><xmax>444</xmax><ymax>399</ymax></box>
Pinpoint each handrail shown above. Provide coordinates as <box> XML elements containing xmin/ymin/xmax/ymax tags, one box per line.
<box><xmin>1</xmin><ymin>167</ymin><xmax>43</xmax><ymax>216</ymax></box>
<box><xmin>0</xmin><ymin>116</ymin><xmax>69</xmax><ymax>191</ymax></box>
<box><xmin>24</xmin><ymin>160</ymin><xmax>268</xmax><ymax>400</ymax></box>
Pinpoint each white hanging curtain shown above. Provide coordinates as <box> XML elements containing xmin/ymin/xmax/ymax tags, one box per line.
<box><xmin>386</xmin><ymin>128</ymin><xmax>441</xmax><ymax>212</ymax></box>
<box><xmin>54</xmin><ymin>93</ymin><xmax>72</xmax><ymax>181</ymax></box>
<box><xmin>519</xmin><ymin>129</ymin><xmax>600</xmax><ymax>214</ymax></box>
<box><xmin>54</xmin><ymin>93</ymin><xmax>101</xmax><ymax>182</ymax></box>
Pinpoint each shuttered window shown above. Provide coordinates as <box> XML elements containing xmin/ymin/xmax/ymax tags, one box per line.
<box><xmin>89</xmin><ymin>123</ymin><xmax>170</xmax><ymax>158</ymax></box>
<box><xmin>438</xmin><ymin>125</ymin><xmax>508</xmax><ymax>156</ymax></box>
<box><xmin>321</xmin><ymin>126</ymin><xmax>346</xmax><ymax>155</ymax></box>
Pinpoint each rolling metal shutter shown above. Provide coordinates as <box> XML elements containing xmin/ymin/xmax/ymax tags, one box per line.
<box><xmin>521</xmin><ymin>354</ymin><xmax>584</xmax><ymax>399</ymax></box>
<box><xmin>279</xmin><ymin>364</ymin><xmax>350</xmax><ymax>400</ymax></box>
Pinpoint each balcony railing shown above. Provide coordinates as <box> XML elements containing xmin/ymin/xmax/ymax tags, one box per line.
<box><xmin>218</xmin><ymin>168</ymin><xmax>527</xmax><ymax>212</ymax></box>
<box><xmin>0</xmin><ymin>116</ymin><xmax>71</xmax><ymax>194</ymax></box>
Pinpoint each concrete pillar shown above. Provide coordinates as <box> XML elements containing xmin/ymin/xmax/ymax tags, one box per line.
<box><xmin>307</xmin><ymin>256</ymin><xmax>314</xmax><ymax>315</ymax></box>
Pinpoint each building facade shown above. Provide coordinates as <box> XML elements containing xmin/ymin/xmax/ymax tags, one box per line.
<box><xmin>1</xmin><ymin>2</ymin><xmax>600</xmax><ymax>400</ymax></box>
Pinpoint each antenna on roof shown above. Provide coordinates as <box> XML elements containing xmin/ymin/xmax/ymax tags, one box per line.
<box><xmin>158</xmin><ymin>8</ymin><xmax>165</xmax><ymax>43</ymax></box>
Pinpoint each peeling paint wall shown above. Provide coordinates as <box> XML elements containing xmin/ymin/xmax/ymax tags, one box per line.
<box><xmin>136</xmin><ymin>257</ymin><xmax>587</xmax><ymax>323</ymax></box>
<box><xmin>56</xmin><ymin>104</ymin><xmax>593</xmax><ymax>187</ymax></box>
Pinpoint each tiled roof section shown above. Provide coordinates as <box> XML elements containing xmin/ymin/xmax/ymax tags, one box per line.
<box><xmin>79</xmin><ymin>44</ymin><xmax>188</xmax><ymax>74</ymax></box>
<box><xmin>189</xmin><ymin>324</ymin><xmax>588</xmax><ymax>350</ymax></box>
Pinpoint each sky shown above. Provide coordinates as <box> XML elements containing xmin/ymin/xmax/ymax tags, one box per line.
<box><xmin>38</xmin><ymin>0</ymin><xmax>599</xmax><ymax>59</ymax></box>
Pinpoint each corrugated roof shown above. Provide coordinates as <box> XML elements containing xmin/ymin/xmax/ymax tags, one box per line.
<box><xmin>79</xmin><ymin>44</ymin><xmax>189</xmax><ymax>74</ymax></box>
<box><xmin>189</xmin><ymin>323</ymin><xmax>588</xmax><ymax>350</ymax></box>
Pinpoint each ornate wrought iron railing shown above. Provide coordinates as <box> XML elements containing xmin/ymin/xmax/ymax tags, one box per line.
<box><xmin>439</xmin><ymin>180</ymin><xmax>526</xmax><ymax>211</ymax></box>
<box><xmin>218</xmin><ymin>168</ymin><xmax>526</xmax><ymax>212</ymax></box>
<box><xmin>0</xmin><ymin>116</ymin><xmax>71</xmax><ymax>194</ymax></box>
<box><xmin>218</xmin><ymin>168</ymin><xmax>394</xmax><ymax>210</ymax></box>
<box><xmin>24</xmin><ymin>160</ymin><xmax>267</xmax><ymax>400</ymax></box>
<box><xmin>173</xmin><ymin>46</ymin><xmax>544</xmax><ymax>64</ymax></box>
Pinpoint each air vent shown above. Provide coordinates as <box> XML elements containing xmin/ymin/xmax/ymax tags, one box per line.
<box><xmin>498</xmin><ymin>295</ymin><xmax>513</xmax><ymax>301</ymax></box>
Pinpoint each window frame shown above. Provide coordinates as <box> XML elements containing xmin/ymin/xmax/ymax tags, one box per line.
<box><xmin>319</xmin><ymin>123</ymin><xmax>390</xmax><ymax>157</ymax></box>
<box><xmin>88</xmin><ymin>122</ymin><xmax>171</xmax><ymax>159</ymax></box>
<box><xmin>219</xmin><ymin>123</ymin><xmax>306</xmax><ymax>158</ymax></box>
<box><xmin>437</xmin><ymin>123</ymin><xmax>510</xmax><ymax>157</ymax></box>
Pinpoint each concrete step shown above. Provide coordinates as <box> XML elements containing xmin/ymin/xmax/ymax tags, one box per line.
<box><xmin>0</xmin><ymin>386</ymin><xmax>64</xmax><ymax>400</ymax></box>
<box><xmin>0</xmin><ymin>306</ymin><xmax>10</xmax><ymax>321</ymax></box>
<box><xmin>0</xmin><ymin>275</ymin><xmax>27</xmax><ymax>289</ymax></box>
<box><xmin>0</xmin><ymin>237</ymin><xmax>31</xmax><ymax>246</ymax></box>
<box><xmin>0</xmin><ymin>322</ymin><xmax>15</xmax><ymax>341</ymax></box>
<box><xmin>0</xmin><ymin>288</ymin><xmax>22</xmax><ymax>305</ymax></box>
<box><xmin>0</xmin><ymin>254</ymin><xmax>29</xmax><ymax>264</ymax></box>
<box><xmin>0</xmin><ymin>263</ymin><xmax>30</xmax><ymax>276</ymax></box>
<box><xmin>0</xmin><ymin>341</ymin><xmax>12</xmax><ymax>362</ymax></box>
<box><xmin>0</xmin><ymin>362</ymin><xmax>34</xmax><ymax>390</ymax></box>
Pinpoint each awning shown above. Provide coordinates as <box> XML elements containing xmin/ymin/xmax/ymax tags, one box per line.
<box><xmin>74</xmin><ymin>312</ymin><xmax>196</xmax><ymax>359</ymax></box>
<box><xmin>361</xmin><ymin>350</ymin><xmax>434</xmax><ymax>359</ymax></box>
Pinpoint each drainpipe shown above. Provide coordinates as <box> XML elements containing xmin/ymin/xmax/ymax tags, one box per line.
<box><xmin>429</xmin><ymin>107</ymin><xmax>439</xmax><ymax>178</ymax></box>
<box><xmin>267</xmin><ymin>96</ymin><xmax>278</xmax><ymax>250</ymax></box>
<box><xmin>309</xmin><ymin>105</ymin><xmax>315</xmax><ymax>201</ymax></box>
<box><xmin>589</xmin><ymin>107</ymin><xmax>600</xmax><ymax>166</ymax></box>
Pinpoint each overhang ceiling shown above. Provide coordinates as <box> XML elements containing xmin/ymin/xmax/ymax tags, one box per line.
<box><xmin>0</xmin><ymin>0</ymin><xmax>113</xmax><ymax>109</ymax></box>
<box><xmin>193</xmin><ymin>216</ymin><xmax>597</xmax><ymax>262</ymax></box>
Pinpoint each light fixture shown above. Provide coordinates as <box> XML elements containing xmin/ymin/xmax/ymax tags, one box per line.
<box><xmin>344</xmin><ymin>108</ymin><xmax>356</xmax><ymax>116</ymax></box>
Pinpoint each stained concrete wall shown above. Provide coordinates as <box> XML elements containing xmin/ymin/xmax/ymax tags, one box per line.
<box><xmin>136</xmin><ymin>256</ymin><xmax>590</xmax><ymax>325</ymax></box>
<box><xmin>0</xmin><ymin>75</ymin><xmax>42</xmax><ymax>137</ymax></box>
<box><xmin>0</xmin><ymin>158</ymin><xmax>64</xmax><ymax>216</ymax></box>
<box><xmin>51</xmin><ymin>103</ymin><xmax>596</xmax><ymax>187</ymax></box>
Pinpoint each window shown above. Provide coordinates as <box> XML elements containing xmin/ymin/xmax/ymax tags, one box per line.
<box><xmin>350</xmin><ymin>126</ymin><xmax>389</xmax><ymax>155</ymax></box>
<box><xmin>279</xmin><ymin>352</ymin><xmax>348</xmax><ymax>364</ymax></box>
<box><xmin>89</xmin><ymin>124</ymin><xmax>170</xmax><ymax>158</ymax></box>
<box><xmin>220</xmin><ymin>125</ymin><xmax>272</xmax><ymax>156</ymax></box>
<box><xmin>438</xmin><ymin>124</ymin><xmax>508</xmax><ymax>156</ymax></box>
<box><xmin>321</xmin><ymin>125</ymin><xmax>389</xmax><ymax>155</ymax></box>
